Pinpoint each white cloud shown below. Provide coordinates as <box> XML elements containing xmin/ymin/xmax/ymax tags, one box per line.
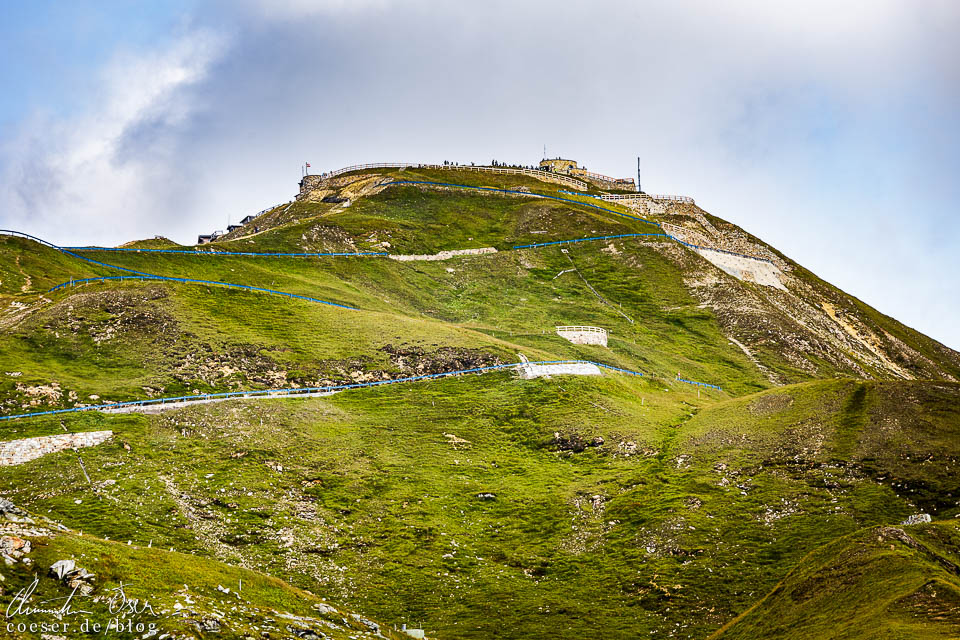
<box><xmin>0</xmin><ymin>28</ymin><xmax>227</xmax><ymax>244</ymax></box>
<box><xmin>235</xmin><ymin>0</ymin><xmax>395</xmax><ymax>21</ymax></box>
<box><xmin>1</xmin><ymin>1</ymin><xmax>957</xmax><ymax>348</ymax></box>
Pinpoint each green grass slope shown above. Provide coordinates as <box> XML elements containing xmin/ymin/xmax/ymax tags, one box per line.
<box><xmin>2</xmin><ymin>166</ymin><xmax>960</xmax><ymax>639</ymax></box>
<box><xmin>2</xmin><ymin>377</ymin><xmax>959</xmax><ymax>638</ymax></box>
<box><xmin>0</xmin><ymin>235</ymin><xmax>107</xmax><ymax>296</ymax></box>
<box><xmin>2</xmin><ymin>515</ymin><xmax>406</xmax><ymax>639</ymax></box>
<box><xmin>709</xmin><ymin>521</ymin><xmax>960</xmax><ymax>639</ymax></box>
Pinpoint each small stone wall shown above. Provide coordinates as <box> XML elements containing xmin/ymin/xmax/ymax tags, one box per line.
<box><xmin>388</xmin><ymin>247</ymin><xmax>497</xmax><ymax>261</ymax></box>
<box><xmin>556</xmin><ymin>327</ymin><xmax>608</xmax><ymax>347</ymax></box>
<box><xmin>299</xmin><ymin>175</ymin><xmax>325</xmax><ymax>193</ymax></box>
<box><xmin>0</xmin><ymin>431</ymin><xmax>113</xmax><ymax>466</ymax></box>
<box><xmin>518</xmin><ymin>362</ymin><xmax>602</xmax><ymax>379</ymax></box>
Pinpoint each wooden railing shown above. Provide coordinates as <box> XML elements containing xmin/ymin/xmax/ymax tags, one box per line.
<box><xmin>556</xmin><ymin>325</ymin><xmax>608</xmax><ymax>334</ymax></box>
<box><xmin>599</xmin><ymin>193</ymin><xmax>695</xmax><ymax>205</ymax></box>
<box><xmin>573</xmin><ymin>169</ymin><xmax>635</xmax><ymax>186</ymax></box>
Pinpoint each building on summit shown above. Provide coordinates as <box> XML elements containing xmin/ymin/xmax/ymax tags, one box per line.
<box><xmin>538</xmin><ymin>157</ymin><xmax>636</xmax><ymax>191</ymax></box>
<box><xmin>539</xmin><ymin>157</ymin><xmax>580</xmax><ymax>174</ymax></box>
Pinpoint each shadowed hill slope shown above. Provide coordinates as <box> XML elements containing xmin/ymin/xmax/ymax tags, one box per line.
<box><xmin>709</xmin><ymin>521</ymin><xmax>960</xmax><ymax>640</ymax></box>
<box><xmin>0</xmin><ymin>501</ymin><xmax>407</xmax><ymax>639</ymax></box>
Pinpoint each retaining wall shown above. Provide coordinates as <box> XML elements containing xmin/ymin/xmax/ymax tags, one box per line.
<box><xmin>0</xmin><ymin>431</ymin><xmax>113</xmax><ymax>466</ymax></box>
<box><xmin>388</xmin><ymin>247</ymin><xmax>497</xmax><ymax>261</ymax></box>
<box><xmin>556</xmin><ymin>326</ymin><xmax>608</xmax><ymax>346</ymax></box>
<box><xmin>518</xmin><ymin>362</ymin><xmax>602</xmax><ymax>379</ymax></box>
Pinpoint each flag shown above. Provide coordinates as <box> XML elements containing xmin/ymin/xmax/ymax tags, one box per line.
<box><xmin>306</xmin><ymin>162</ymin><xmax>311</xmax><ymax>168</ymax></box>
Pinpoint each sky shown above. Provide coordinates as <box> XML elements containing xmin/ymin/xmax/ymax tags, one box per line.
<box><xmin>1</xmin><ymin>0</ymin><xmax>958</xmax><ymax>349</ymax></box>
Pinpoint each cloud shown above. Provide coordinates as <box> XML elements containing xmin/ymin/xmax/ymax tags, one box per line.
<box><xmin>234</xmin><ymin>0</ymin><xmax>395</xmax><ymax>20</ymax></box>
<box><xmin>0</xmin><ymin>0</ymin><xmax>957</xmax><ymax>348</ymax></box>
<box><xmin>0</xmin><ymin>28</ymin><xmax>227</xmax><ymax>244</ymax></box>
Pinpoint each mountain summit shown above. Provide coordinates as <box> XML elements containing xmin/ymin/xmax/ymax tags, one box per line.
<box><xmin>1</xmin><ymin>160</ymin><xmax>958</xmax><ymax>639</ymax></box>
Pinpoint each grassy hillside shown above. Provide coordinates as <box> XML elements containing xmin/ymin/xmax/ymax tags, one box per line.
<box><xmin>2</xmin><ymin>513</ymin><xmax>406</xmax><ymax>639</ymax></box>
<box><xmin>0</xmin><ymin>235</ymin><xmax>107</xmax><ymax>296</ymax></box>
<box><xmin>2</xmin><ymin>166</ymin><xmax>959</xmax><ymax>639</ymax></box>
<box><xmin>3</xmin><ymin>378</ymin><xmax>959</xmax><ymax>638</ymax></box>
<box><xmin>709</xmin><ymin>521</ymin><xmax>960</xmax><ymax>639</ymax></box>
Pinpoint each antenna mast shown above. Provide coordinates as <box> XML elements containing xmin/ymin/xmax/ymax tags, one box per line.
<box><xmin>637</xmin><ymin>157</ymin><xmax>642</xmax><ymax>193</ymax></box>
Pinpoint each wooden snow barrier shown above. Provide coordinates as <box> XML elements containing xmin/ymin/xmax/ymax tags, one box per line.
<box><xmin>556</xmin><ymin>326</ymin><xmax>608</xmax><ymax>347</ymax></box>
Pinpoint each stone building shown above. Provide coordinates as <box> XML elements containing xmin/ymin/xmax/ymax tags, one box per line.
<box><xmin>539</xmin><ymin>158</ymin><xmax>579</xmax><ymax>174</ymax></box>
<box><xmin>539</xmin><ymin>157</ymin><xmax>636</xmax><ymax>191</ymax></box>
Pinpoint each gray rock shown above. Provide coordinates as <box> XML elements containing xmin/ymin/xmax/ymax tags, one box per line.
<box><xmin>195</xmin><ymin>617</ymin><xmax>220</xmax><ymax>633</ymax></box>
<box><xmin>49</xmin><ymin>559</ymin><xmax>76</xmax><ymax>579</ymax></box>
<box><xmin>312</xmin><ymin>602</ymin><xmax>337</xmax><ymax>615</ymax></box>
<box><xmin>0</xmin><ymin>499</ymin><xmax>33</xmax><ymax>524</ymax></box>
<box><xmin>350</xmin><ymin>613</ymin><xmax>379</xmax><ymax>633</ymax></box>
<box><xmin>902</xmin><ymin>513</ymin><xmax>932</xmax><ymax>526</ymax></box>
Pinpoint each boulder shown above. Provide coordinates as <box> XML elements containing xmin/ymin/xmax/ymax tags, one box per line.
<box><xmin>49</xmin><ymin>559</ymin><xmax>76</xmax><ymax>579</ymax></box>
<box><xmin>902</xmin><ymin>513</ymin><xmax>932</xmax><ymax>526</ymax></box>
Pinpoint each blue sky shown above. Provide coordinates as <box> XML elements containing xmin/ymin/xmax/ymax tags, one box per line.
<box><xmin>1</xmin><ymin>0</ymin><xmax>958</xmax><ymax>350</ymax></box>
<box><xmin>0</xmin><ymin>1</ymin><xmax>193</xmax><ymax>124</ymax></box>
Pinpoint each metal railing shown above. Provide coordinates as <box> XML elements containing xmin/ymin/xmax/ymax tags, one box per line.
<box><xmin>317</xmin><ymin>162</ymin><xmax>590</xmax><ymax>190</ymax></box>
<box><xmin>385</xmin><ymin>180</ymin><xmax>661</xmax><ymax>228</ymax></box>
<box><xmin>388</xmin><ymin>181</ymin><xmax>770</xmax><ymax>263</ymax></box>
<box><xmin>1</xmin><ymin>230</ymin><xmax>360</xmax><ymax>308</ymax></box>
<box><xmin>63</xmin><ymin>247</ymin><xmax>388</xmax><ymax>257</ymax></box>
<box><xmin>559</xmin><ymin>190</ymin><xmax>695</xmax><ymax>205</ymax></box>
<box><xmin>0</xmin><ymin>359</ymin><xmax>724</xmax><ymax>422</ymax></box>
<box><xmin>513</xmin><ymin>233</ymin><xmax>668</xmax><ymax>250</ymax></box>
<box><xmin>677</xmin><ymin>376</ymin><xmax>723</xmax><ymax>390</ymax></box>
<box><xmin>46</xmin><ymin>275</ymin><xmax>358</xmax><ymax>309</ymax></box>
<box><xmin>673</xmin><ymin>239</ymin><xmax>775</xmax><ymax>264</ymax></box>
<box><xmin>434</xmin><ymin>166</ymin><xmax>588</xmax><ymax>190</ymax></box>
<box><xmin>322</xmin><ymin>162</ymin><xmax>417</xmax><ymax>178</ymax></box>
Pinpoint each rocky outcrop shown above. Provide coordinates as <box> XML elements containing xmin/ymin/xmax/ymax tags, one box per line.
<box><xmin>694</xmin><ymin>247</ymin><xmax>787</xmax><ymax>290</ymax></box>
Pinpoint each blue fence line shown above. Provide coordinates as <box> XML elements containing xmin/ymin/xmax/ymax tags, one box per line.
<box><xmin>0</xmin><ymin>229</ymin><xmax>62</xmax><ymax>250</ymax></box>
<box><xmin>0</xmin><ymin>360</ymin><xmax>723</xmax><ymax>422</ymax></box>
<box><xmin>1</xmin><ymin>230</ymin><xmax>358</xmax><ymax>310</ymax></box>
<box><xmin>46</xmin><ymin>276</ymin><xmax>358</xmax><ymax>309</ymax></box>
<box><xmin>592</xmin><ymin>362</ymin><xmax>646</xmax><ymax>377</ymax></box>
<box><xmin>512</xmin><ymin>233</ymin><xmax>669</xmax><ymax>250</ymax></box>
<box><xmin>1</xmin><ymin>229</ymin><xmax>151</xmax><ymax>276</ymax></box>
<box><xmin>64</xmin><ymin>247</ymin><xmax>389</xmax><ymax>257</ymax></box>
<box><xmin>558</xmin><ymin>189</ymin><xmax>607</xmax><ymax>199</ymax></box>
<box><xmin>669</xmin><ymin>239</ymin><xmax>775</xmax><ymax>264</ymax></box>
<box><xmin>0</xmin><ymin>360</ymin><xmax>613</xmax><ymax>422</ymax></box>
<box><xmin>677</xmin><ymin>376</ymin><xmax>723</xmax><ymax>390</ymax></box>
<box><xmin>385</xmin><ymin>182</ymin><xmax>774</xmax><ymax>265</ymax></box>
<box><xmin>385</xmin><ymin>180</ymin><xmax>663</xmax><ymax>228</ymax></box>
